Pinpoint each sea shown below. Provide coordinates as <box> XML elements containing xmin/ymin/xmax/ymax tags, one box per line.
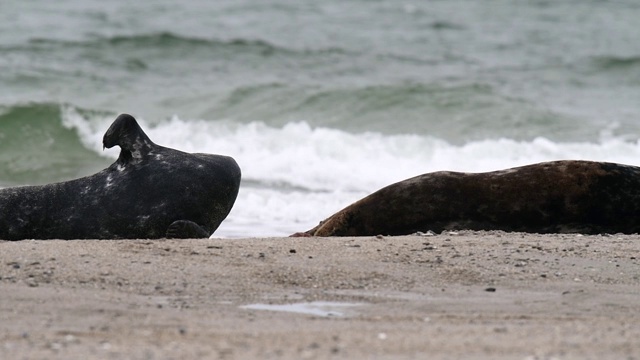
<box><xmin>1</xmin><ymin>0</ymin><xmax>640</xmax><ymax>237</ymax></box>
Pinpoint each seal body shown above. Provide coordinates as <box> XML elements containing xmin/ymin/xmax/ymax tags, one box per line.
<box><xmin>0</xmin><ymin>114</ymin><xmax>241</xmax><ymax>240</ymax></box>
<box><xmin>301</xmin><ymin>161</ymin><xmax>640</xmax><ymax>236</ymax></box>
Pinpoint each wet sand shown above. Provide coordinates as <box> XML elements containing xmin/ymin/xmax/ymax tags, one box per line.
<box><xmin>1</xmin><ymin>232</ymin><xmax>639</xmax><ymax>359</ymax></box>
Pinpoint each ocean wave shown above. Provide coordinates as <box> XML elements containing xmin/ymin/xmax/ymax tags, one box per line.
<box><xmin>4</xmin><ymin>104</ymin><xmax>640</xmax><ymax>236</ymax></box>
<box><xmin>24</xmin><ymin>32</ymin><xmax>349</xmax><ymax>58</ymax></box>
<box><xmin>60</xmin><ymin>107</ymin><xmax>640</xmax><ymax>236</ymax></box>
<box><xmin>210</xmin><ymin>82</ymin><xmax>585</xmax><ymax>142</ymax></box>
<box><xmin>6</xmin><ymin>103</ymin><xmax>640</xmax><ymax>190</ymax></box>
<box><xmin>591</xmin><ymin>55</ymin><xmax>640</xmax><ymax>70</ymax></box>
<box><xmin>0</xmin><ymin>103</ymin><xmax>110</xmax><ymax>186</ymax></box>
<box><xmin>58</xmin><ymin>108</ymin><xmax>640</xmax><ymax>192</ymax></box>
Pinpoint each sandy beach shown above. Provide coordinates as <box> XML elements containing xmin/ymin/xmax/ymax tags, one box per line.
<box><xmin>1</xmin><ymin>232</ymin><xmax>639</xmax><ymax>359</ymax></box>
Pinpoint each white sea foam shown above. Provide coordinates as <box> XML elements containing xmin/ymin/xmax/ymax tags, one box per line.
<box><xmin>62</xmin><ymin>108</ymin><xmax>640</xmax><ymax>237</ymax></box>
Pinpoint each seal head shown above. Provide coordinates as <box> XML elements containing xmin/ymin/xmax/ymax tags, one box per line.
<box><xmin>103</xmin><ymin>113</ymin><xmax>154</xmax><ymax>165</ymax></box>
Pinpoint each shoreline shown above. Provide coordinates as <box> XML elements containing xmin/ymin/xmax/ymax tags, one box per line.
<box><xmin>2</xmin><ymin>232</ymin><xmax>639</xmax><ymax>359</ymax></box>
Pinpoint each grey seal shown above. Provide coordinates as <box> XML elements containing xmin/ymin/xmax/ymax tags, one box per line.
<box><xmin>0</xmin><ymin>114</ymin><xmax>241</xmax><ymax>240</ymax></box>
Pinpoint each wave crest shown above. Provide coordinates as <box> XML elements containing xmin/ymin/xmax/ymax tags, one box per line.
<box><xmin>5</xmin><ymin>104</ymin><xmax>640</xmax><ymax>236</ymax></box>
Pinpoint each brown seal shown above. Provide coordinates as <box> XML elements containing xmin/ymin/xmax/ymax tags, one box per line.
<box><xmin>297</xmin><ymin>160</ymin><xmax>640</xmax><ymax>236</ymax></box>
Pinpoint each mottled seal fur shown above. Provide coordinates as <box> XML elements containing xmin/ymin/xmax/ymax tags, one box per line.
<box><xmin>299</xmin><ymin>161</ymin><xmax>640</xmax><ymax>236</ymax></box>
<box><xmin>0</xmin><ymin>114</ymin><xmax>241</xmax><ymax>240</ymax></box>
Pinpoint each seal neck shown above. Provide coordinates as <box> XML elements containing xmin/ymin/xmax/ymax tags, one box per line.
<box><xmin>103</xmin><ymin>114</ymin><xmax>155</xmax><ymax>165</ymax></box>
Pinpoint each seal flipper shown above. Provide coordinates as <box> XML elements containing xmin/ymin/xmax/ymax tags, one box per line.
<box><xmin>166</xmin><ymin>220</ymin><xmax>210</xmax><ymax>239</ymax></box>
